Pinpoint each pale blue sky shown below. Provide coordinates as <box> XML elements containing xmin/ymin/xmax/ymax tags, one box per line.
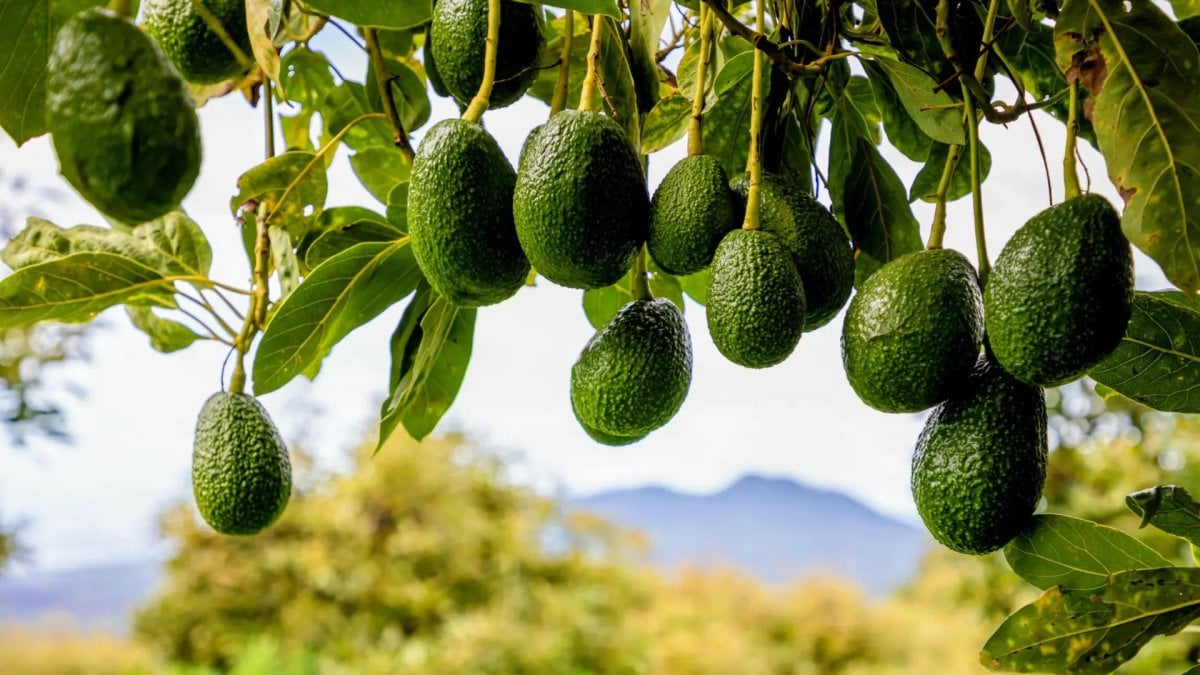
<box><xmin>0</xmin><ymin>26</ymin><xmax>1162</xmax><ymax>572</ymax></box>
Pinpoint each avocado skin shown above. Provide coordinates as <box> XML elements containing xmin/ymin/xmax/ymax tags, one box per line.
<box><xmin>430</xmin><ymin>0</ymin><xmax>544</xmax><ymax>109</ymax></box>
<box><xmin>707</xmin><ymin>229</ymin><xmax>806</xmax><ymax>369</ymax></box>
<box><xmin>984</xmin><ymin>194</ymin><xmax>1134</xmax><ymax>387</ymax></box>
<box><xmin>912</xmin><ymin>354</ymin><xmax>1047</xmax><ymax>555</ymax></box>
<box><xmin>192</xmin><ymin>392</ymin><xmax>292</xmax><ymax>536</ymax></box>
<box><xmin>514</xmin><ymin>110</ymin><xmax>648</xmax><ymax>289</ymax></box>
<box><xmin>841</xmin><ymin>248</ymin><xmax>983</xmax><ymax>413</ymax></box>
<box><xmin>408</xmin><ymin>119</ymin><xmax>529</xmax><ymax>307</ymax></box>
<box><xmin>648</xmin><ymin>155</ymin><xmax>737</xmax><ymax>276</ymax></box>
<box><xmin>47</xmin><ymin>9</ymin><xmax>201</xmax><ymax>224</ymax></box>
<box><xmin>423</xmin><ymin>28</ymin><xmax>451</xmax><ymax>98</ymax></box>
<box><xmin>143</xmin><ymin>0</ymin><xmax>252</xmax><ymax>83</ymax></box>
<box><xmin>730</xmin><ymin>173</ymin><xmax>854</xmax><ymax>330</ymax></box>
<box><xmin>571</xmin><ymin>298</ymin><xmax>692</xmax><ymax>441</ymax></box>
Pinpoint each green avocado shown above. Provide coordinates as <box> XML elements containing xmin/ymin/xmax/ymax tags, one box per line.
<box><xmin>706</xmin><ymin>228</ymin><xmax>806</xmax><ymax>368</ymax></box>
<box><xmin>730</xmin><ymin>173</ymin><xmax>854</xmax><ymax>330</ymax></box>
<box><xmin>984</xmin><ymin>194</ymin><xmax>1134</xmax><ymax>387</ymax></box>
<box><xmin>647</xmin><ymin>155</ymin><xmax>737</xmax><ymax>276</ymax></box>
<box><xmin>911</xmin><ymin>354</ymin><xmax>1047</xmax><ymax>555</ymax></box>
<box><xmin>143</xmin><ymin>0</ymin><xmax>252</xmax><ymax>84</ymax></box>
<box><xmin>423</xmin><ymin>25</ymin><xmax>451</xmax><ymax>98</ymax></box>
<box><xmin>430</xmin><ymin>0</ymin><xmax>544</xmax><ymax>109</ymax></box>
<box><xmin>841</xmin><ymin>248</ymin><xmax>983</xmax><ymax>413</ymax></box>
<box><xmin>571</xmin><ymin>298</ymin><xmax>693</xmax><ymax>442</ymax></box>
<box><xmin>513</xmin><ymin>110</ymin><xmax>648</xmax><ymax>289</ymax></box>
<box><xmin>47</xmin><ymin>8</ymin><xmax>201</xmax><ymax>224</ymax></box>
<box><xmin>408</xmin><ymin>119</ymin><xmax>529</xmax><ymax>307</ymax></box>
<box><xmin>192</xmin><ymin>392</ymin><xmax>292</xmax><ymax>536</ymax></box>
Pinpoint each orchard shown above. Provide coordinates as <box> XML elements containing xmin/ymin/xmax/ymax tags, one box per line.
<box><xmin>2</xmin><ymin>0</ymin><xmax>1200</xmax><ymax>671</ymax></box>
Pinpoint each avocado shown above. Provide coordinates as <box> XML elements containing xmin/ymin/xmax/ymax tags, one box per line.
<box><xmin>841</xmin><ymin>248</ymin><xmax>983</xmax><ymax>412</ymax></box>
<box><xmin>430</xmin><ymin>0</ymin><xmax>544</xmax><ymax>109</ymax></box>
<box><xmin>706</xmin><ymin>228</ymin><xmax>806</xmax><ymax>368</ymax></box>
<box><xmin>192</xmin><ymin>392</ymin><xmax>292</xmax><ymax>535</ymax></box>
<box><xmin>513</xmin><ymin>110</ymin><xmax>648</xmax><ymax>289</ymax></box>
<box><xmin>984</xmin><ymin>194</ymin><xmax>1134</xmax><ymax>387</ymax></box>
<box><xmin>46</xmin><ymin>8</ymin><xmax>201</xmax><ymax>224</ymax></box>
<box><xmin>571</xmin><ymin>298</ymin><xmax>693</xmax><ymax>442</ymax></box>
<box><xmin>730</xmin><ymin>173</ymin><xmax>854</xmax><ymax>330</ymax></box>
<box><xmin>911</xmin><ymin>354</ymin><xmax>1047</xmax><ymax>555</ymax></box>
<box><xmin>408</xmin><ymin>119</ymin><xmax>529</xmax><ymax>307</ymax></box>
<box><xmin>647</xmin><ymin>155</ymin><xmax>737</xmax><ymax>276</ymax></box>
<box><xmin>143</xmin><ymin>0</ymin><xmax>252</xmax><ymax>84</ymax></box>
<box><xmin>423</xmin><ymin>22</ymin><xmax>451</xmax><ymax>98</ymax></box>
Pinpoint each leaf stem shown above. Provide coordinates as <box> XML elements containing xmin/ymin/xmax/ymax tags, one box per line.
<box><xmin>462</xmin><ymin>0</ymin><xmax>502</xmax><ymax>124</ymax></box>
<box><xmin>550</xmin><ymin>10</ymin><xmax>575</xmax><ymax>116</ymax></box>
<box><xmin>229</xmin><ymin>214</ymin><xmax>272</xmax><ymax>395</ymax></box>
<box><xmin>1063</xmin><ymin>79</ymin><xmax>1082</xmax><ymax>199</ymax></box>
<box><xmin>364</xmin><ymin>28</ymin><xmax>415</xmax><ymax>164</ymax></box>
<box><xmin>687</xmin><ymin>5</ymin><xmax>713</xmax><ymax>157</ymax></box>
<box><xmin>175</xmin><ymin>305</ymin><xmax>236</xmax><ymax>346</ymax></box>
<box><xmin>926</xmin><ymin>144</ymin><xmax>964</xmax><ymax>249</ymax></box>
<box><xmin>579</xmin><ymin>15</ymin><xmax>605</xmax><ymax>113</ymax></box>
<box><xmin>178</xmin><ymin>291</ymin><xmax>239</xmax><ymax>338</ymax></box>
<box><xmin>263</xmin><ymin>79</ymin><xmax>276</xmax><ymax>159</ymax></box>
<box><xmin>741</xmin><ymin>0</ymin><xmax>765</xmax><ymax>232</ymax></box>
<box><xmin>632</xmin><ymin>246</ymin><xmax>652</xmax><ymax>301</ymax></box>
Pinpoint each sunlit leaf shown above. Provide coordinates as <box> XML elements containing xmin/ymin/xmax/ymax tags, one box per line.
<box><xmin>349</xmin><ymin>148</ymin><xmax>411</xmax><ymax>204</ymax></box>
<box><xmin>305</xmin><ymin>207</ymin><xmax>403</xmax><ymax>269</ymax></box>
<box><xmin>0</xmin><ymin>252</ymin><xmax>173</xmax><ymax>327</ymax></box>
<box><xmin>909</xmin><ymin>142</ymin><xmax>991</xmax><ymax>203</ymax></box>
<box><xmin>641</xmin><ymin>93</ymin><xmax>691</xmax><ymax>154</ymax></box>
<box><xmin>230</xmin><ymin>151</ymin><xmax>328</xmax><ymax>240</ymax></box>
<box><xmin>246</xmin><ymin>0</ymin><xmax>282</xmax><ymax>88</ymax></box>
<box><xmin>1004</xmin><ymin>514</ymin><xmax>1170</xmax><ymax>592</ymax></box>
<box><xmin>702</xmin><ymin>51</ymin><xmax>772</xmax><ymax>179</ymax></box>
<box><xmin>513</xmin><ymin>0</ymin><xmax>620</xmax><ymax>19</ymax></box>
<box><xmin>869</xmin><ymin>57</ymin><xmax>965</xmax><ymax>145</ymax></box>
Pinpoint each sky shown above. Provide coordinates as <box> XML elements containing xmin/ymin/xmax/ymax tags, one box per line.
<box><xmin>0</xmin><ymin>24</ymin><xmax>1169</xmax><ymax>573</ymax></box>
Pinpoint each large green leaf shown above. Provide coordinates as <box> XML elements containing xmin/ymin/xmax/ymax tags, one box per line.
<box><xmin>909</xmin><ymin>141</ymin><xmax>991</xmax><ymax>203</ymax></box>
<box><xmin>513</xmin><ymin>0</ymin><xmax>620</xmax><ymax>19</ymax></box>
<box><xmin>365</xmin><ymin>56</ymin><xmax>430</xmax><ymax>132</ymax></box>
<box><xmin>130</xmin><ymin>212</ymin><xmax>212</xmax><ymax>278</ymax></box>
<box><xmin>0</xmin><ymin>252</ymin><xmax>173</xmax><ymax>327</ymax></box>
<box><xmin>126</xmin><ymin>306</ymin><xmax>202</xmax><ymax>353</ymax></box>
<box><xmin>869</xmin><ymin>57</ymin><xmax>965</xmax><ymax>145</ymax></box>
<box><xmin>1004</xmin><ymin>514</ymin><xmax>1170</xmax><ymax>592</ymax></box>
<box><xmin>1127</xmin><ymin>485</ymin><xmax>1200</xmax><ymax>547</ymax></box>
<box><xmin>321</xmin><ymin>83</ymin><xmax>394</xmax><ymax>152</ymax></box>
<box><xmin>304</xmin><ymin>207</ymin><xmax>404</xmax><ymax>269</ymax></box>
<box><xmin>0</xmin><ymin>0</ymin><xmax>103</xmax><ymax>144</ymax></box>
<box><xmin>252</xmin><ymin>239</ymin><xmax>422</xmax><ymax>395</ymax></box>
<box><xmin>277</xmin><ymin>48</ymin><xmax>334</xmax><ymax>108</ymax></box>
<box><xmin>1089</xmin><ymin>291</ymin><xmax>1200</xmax><ymax>412</ymax></box>
<box><xmin>627</xmin><ymin>0</ymin><xmax>670</xmax><ymax>114</ymax></box>
<box><xmin>1056</xmin><ymin>0</ymin><xmax>1200</xmax><ymax>293</ymax></box>
<box><xmin>865</xmin><ymin>62</ymin><xmax>934</xmax><ymax>162</ymax></box>
<box><xmin>641</xmin><ymin>93</ymin><xmax>691</xmax><ymax>154</ymax></box>
<box><xmin>349</xmin><ymin>148</ymin><xmax>411</xmax><ymax>204</ymax></box>
<box><xmin>230</xmin><ymin>151</ymin><xmax>328</xmax><ymax>241</ymax></box>
<box><xmin>301</xmin><ymin>0</ymin><xmax>430</xmax><ymax>28</ymax></box>
<box><xmin>981</xmin><ymin>567</ymin><xmax>1200</xmax><ymax>674</ymax></box>
<box><xmin>1173</xmin><ymin>0</ymin><xmax>1200</xmax><ymax>20</ymax></box>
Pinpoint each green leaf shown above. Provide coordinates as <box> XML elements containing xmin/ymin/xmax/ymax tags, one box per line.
<box><xmin>1007</xmin><ymin>0</ymin><xmax>1036</xmax><ymax>30</ymax></box>
<box><xmin>0</xmin><ymin>252</ymin><xmax>173</xmax><ymax>327</ymax></box>
<box><xmin>513</xmin><ymin>0</ymin><xmax>620</xmax><ymax>19</ymax></box>
<box><xmin>0</xmin><ymin>0</ymin><xmax>103</xmax><ymax>144</ymax></box>
<box><xmin>677</xmin><ymin>31</ymin><xmax>723</xmax><ymax>104</ymax></box>
<box><xmin>869</xmin><ymin>57</ymin><xmax>965</xmax><ymax>145</ymax></box>
<box><xmin>627</xmin><ymin>0</ymin><xmax>671</xmax><ymax>114</ymax></box>
<box><xmin>300</xmin><ymin>0</ymin><xmax>430</xmax><ymax>28</ymax></box>
<box><xmin>997</xmin><ymin>18</ymin><xmax>1096</xmax><ymax>148</ymax></box>
<box><xmin>365</xmin><ymin>56</ymin><xmax>430</xmax><ymax>132</ymax></box>
<box><xmin>305</xmin><ymin>207</ymin><xmax>403</xmax><ymax>269</ymax></box>
<box><xmin>1004</xmin><ymin>514</ymin><xmax>1170</xmax><ymax>592</ymax></box>
<box><xmin>252</xmin><ymin>239</ymin><xmax>421</xmax><ymax>395</ymax></box>
<box><xmin>277</xmin><ymin>48</ymin><xmax>334</xmax><ymax>108</ymax></box>
<box><xmin>1173</xmin><ymin>0</ymin><xmax>1200</xmax><ymax>20</ymax></box>
<box><xmin>702</xmin><ymin>51</ymin><xmax>772</xmax><ymax>179</ymax></box>
<box><xmin>126</xmin><ymin>306</ymin><xmax>202</xmax><ymax>353</ymax></box>
<box><xmin>909</xmin><ymin>142</ymin><xmax>992</xmax><ymax>203</ymax></box>
<box><xmin>230</xmin><ymin>151</ymin><xmax>328</xmax><ymax>241</ymax></box>
<box><xmin>321</xmin><ymin>83</ymin><xmax>394</xmax><ymax>152</ymax></box>
<box><xmin>596</xmin><ymin>16</ymin><xmax>640</xmax><ymax>146</ymax></box>
<box><xmin>386</xmin><ymin>183</ymin><xmax>409</xmax><ymax>232</ymax></box>
<box><xmin>1056</xmin><ymin>0</ymin><xmax>1200</xmax><ymax>293</ymax></box>
<box><xmin>1127</xmin><ymin>485</ymin><xmax>1200</xmax><ymax>547</ymax></box>
<box><xmin>349</xmin><ymin>148</ymin><xmax>411</xmax><ymax>204</ymax></box>
<box><xmin>268</xmin><ymin>227</ymin><xmax>299</xmax><ymax>301</ymax></box>
<box><xmin>865</xmin><ymin>62</ymin><xmax>934</xmax><ymax>162</ymax></box>
<box><xmin>528</xmin><ymin>13</ymin><xmax>589</xmax><ymax>110</ymax></box>
<box><xmin>381</xmin><ymin>292</ymin><xmax>476</xmax><ymax>443</ymax></box>
<box><xmin>131</xmin><ymin>212</ymin><xmax>212</xmax><ymax>278</ymax></box>
<box><xmin>678</xmin><ymin>269</ymin><xmax>709</xmax><ymax>306</ymax></box>
<box><xmin>641</xmin><ymin>93</ymin><xmax>691</xmax><ymax>154</ymax></box>
<box><xmin>1089</xmin><ymin>291</ymin><xmax>1200</xmax><ymax>412</ymax></box>
<box><xmin>981</xmin><ymin>567</ymin><xmax>1199</xmax><ymax>674</ymax></box>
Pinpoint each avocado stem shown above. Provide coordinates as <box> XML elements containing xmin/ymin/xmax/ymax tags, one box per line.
<box><xmin>927</xmin><ymin>144</ymin><xmax>963</xmax><ymax>249</ymax></box>
<box><xmin>741</xmin><ymin>0</ymin><xmax>765</xmax><ymax>232</ymax></box>
<box><xmin>687</xmin><ymin>5</ymin><xmax>713</xmax><ymax>157</ymax></box>
<box><xmin>263</xmin><ymin>79</ymin><xmax>276</xmax><ymax>159</ymax></box>
<box><xmin>365</xmin><ymin>29</ymin><xmax>415</xmax><ymax>164</ymax></box>
<box><xmin>462</xmin><ymin>0</ymin><xmax>502</xmax><ymax>124</ymax></box>
<box><xmin>1063</xmin><ymin>79</ymin><xmax>1082</xmax><ymax>200</ymax></box>
<box><xmin>579</xmin><ymin>15</ymin><xmax>605</xmax><ymax>113</ymax></box>
<box><xmin>229</xmin><ymin>213</ymin><xmax>272</xmax><ymax>396</ymax></box>
<box><xmin>549</xmin><ymin>10</ymin><xmax>575</xmax><ymax>116</ymax></box>
<box><xmin>965</xmin><ymin>91</ymin><xmax>990</xmax><ymax>285</ymax></box>
<box><xmin>632</xmin><ymin>246</ymin><xmax>653</xmax><ymax>301</ymax></box>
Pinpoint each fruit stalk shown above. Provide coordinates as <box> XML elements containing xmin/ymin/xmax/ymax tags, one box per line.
<box><xmin>229</xmin><ymin>212</ymin><xmax>272</xmax><ymax>395</ymax></box>
<box><xmin>579</xmin><ymin>15</ymin><xmax>605</xmax><ymax>113</ymax></box>
<box><xmin>462</xmin><ymin>0</ymin><xmax>503</xmax><ymax>123</ymax></box>
<box><xmin>1063</xmin><ymin>80</ymin><xmax>1082</xmax><ymax>199</ymax></box>
<box><xmin>965</xmin><ymin>0</ymin><xmax>998</xmax><ymax>283</ymax></box>
<box><xmin>549</xmin><ymin>10</ymin><xmax>574</xmax><ymax>116</ymax></box>
<box><xmin>687</xmin><ymin>5</ymin><xmax>713</xmax><ymax>157</ymax></box>
<box><xmin>187</xmin><ymin>0</ymin><xmax>253</xmax><ymax>70</ymax></box>
<box><xmin>263</xmin><ymin>78</ymin><xmax>276</xmax><ymax>159</ymax></box>
<box><xmin>632</xmin><ymin>246</ymin><xmax>652</xmax><ymax>301</ymax></box>
<box><xmin>365</xmin><ymin>28</ymin><xmax>415</xmax><ymax>163</ymax></box>
<box><xmin>927</xmin><ymin>143</ymin><xmax>963</xmax><ymax>249</ymax></box>
<box><xmin>741</xmin><ymin>0</ymin><xmax>765</xmax><ymax>231</ymax></box>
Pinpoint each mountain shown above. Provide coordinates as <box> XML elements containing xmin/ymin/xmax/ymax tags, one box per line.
<box><xmin>0</xmin><ymin>560</ymin><xmax>162</xmax><ymax>631</ymax></box>
<box><xmin>570</xmin><ymin>474</ymin><xmax>931</xmax><ymax>594</ymax></box>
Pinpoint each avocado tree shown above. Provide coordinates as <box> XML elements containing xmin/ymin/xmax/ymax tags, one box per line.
<box><xmin>2</xmin><ymin>0</ymin><xmax>1200</xmax><ymax>671</ymax></box>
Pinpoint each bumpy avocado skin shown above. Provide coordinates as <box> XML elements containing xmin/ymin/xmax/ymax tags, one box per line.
<box><xmin>143</xmin><ymin>0</ymin><xmax>252</xmax><ymax>83</ymax></box>
<box><xmin>707</xmin><ymin>229</ymin><xmax>806</xmax><ymax>369</ymax></box>
<box><xmin>841</xmin><ymin>248</ymin><xmax>983</xmax><ymax>413</ymax></box>
<box><xmin>513</xmin><ymin>110</ymin><xmax>648</xmax><ymax>289</ymax></box>
<box><xmin>47</xmin><ymin>9</ymin><xmax>201</xmax><ymax>224</ymax></box>
<box><xmin>423</xmin><ymin>29</ymin><xmax>451</xmax><ymax>98</ymax></box>
<box><xmin>730</xmin><ymin>174</ymin><xmax>854</xmax><ymax>330</ymax></box>
<box><xmin>430</xmin><ymin>0</ymin><xmax>544</xmax><ymax>108</ymax></box>
<box><xmin>571</xmin><ymin>298</ymin><xmax>693</xmax><ymax>441</ymax></box>
<box><xmin>192</xmin><ymin>392</ymin><xmax>292</xmax><ymax>536</ymax></box>
<box><xmin>985</xmin><ymin>194</ymin><xmax>1134</xmax><ymax>387</ymax></box>
<box><xmin>912</xmin><ymin>354</ymin><xmax>1047</xmax><ymax>555</ymax></box>
<box><xmin>408</xmin><ymin>119</ymin><xmax>529</xmax><ymax>307</ymax></box>
<box><xmin>648</xmin><ymin>155</ymin><xmax>737</xmax><ymax>276</ymax></box>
